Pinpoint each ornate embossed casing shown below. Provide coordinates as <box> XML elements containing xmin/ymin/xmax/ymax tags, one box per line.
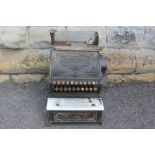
<box><xmin>47</xmin><ymin>30</ymin><xmax>107</xmax><ymax>124</ymax></box>
<box><xmin>49</xmin><ymin>50</ymin><xmax>107</xmax><ymax>98</ymax></box>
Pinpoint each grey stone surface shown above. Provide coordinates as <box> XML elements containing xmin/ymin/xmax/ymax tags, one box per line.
<box><xmin>29</xmin><ymin>26</ymin><xmax>106</xmax><ymax>48</ymax></box>
<box><xmin>143</xmin><ymin>27</ymin><xmax>155</xmax><ymax>48</ymax></box>
<box><xmin>0</xmin><ymin>26</ymin><xmax>28</xmax><ymax>49</ymax></box>
<box><xmin>29</xmin><ymin>26</ymin><xmax>53</xmax><ymax>48</ymax></box>
<box><xmin>28</xmin><ymin>26</ymin><xmax>155</xmax><ymax>49</ymax></box>
<box><xmin>65</xmin><ymin>26</ymin><xmax>107</xmax><ymax>46</ymax></box>
<box><xmin>0</xmin><ymin>26</ymin><xmax>155</xmax><ymax>49</ymax></box>
<box><xmin>0</xmin><ymin>82</ymin><xmax>155</xmax><ymax>129</ymax></box>
<box><xmin>106</xmin><ymin>26</ymin><xmax>154</xmax><ymax>49</ymax></box>
<box><xmin>29</xmin><ymin>26</ymin><xmax>73</xmax><ymax>48</ymax></box>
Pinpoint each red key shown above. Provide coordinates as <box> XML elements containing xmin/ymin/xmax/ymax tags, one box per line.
<box><xmin>57</xmin><ymin>81</ymin><xmax>61</xmax><ymax>85</ymax></box>
<box><xmin>61</xmin><ymin>81</ymin><xmax>65</xmax><ymax>85</ymax></box>
<box><xmin>52</xmin><ymin>81</ymin><xmax>56</xmax><ymax>85</ymax></box>
<box><xmin>59</xmin><ymin>87</ymin><xmax>63</xmax><ymax>92</ymax></box>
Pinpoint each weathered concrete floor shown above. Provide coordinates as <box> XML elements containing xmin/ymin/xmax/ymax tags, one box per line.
<box><xmin>0</xmin><ymin>82</ymin><xmax>155</xmax><ymax>129</ymax></box>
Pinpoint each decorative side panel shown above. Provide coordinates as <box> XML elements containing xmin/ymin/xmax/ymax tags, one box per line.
<box><xmin>53</xmin><ymin>112</ymin><xmax>98</xmax><ymax>123</ymax></box>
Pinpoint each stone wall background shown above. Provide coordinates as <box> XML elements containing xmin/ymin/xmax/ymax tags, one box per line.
<box><xmin>0</xmin><ymin>26</ymin><xmax>155</xmax><ymax>83</ymax></box>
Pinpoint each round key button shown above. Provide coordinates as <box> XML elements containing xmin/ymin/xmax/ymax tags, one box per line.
<box><xmin>59</xmin><ymin>87</ymin><xmax>63</xmax><ymax>92</ymax></box>
<box><xmin>72</xmin><ymin>87</ymin><xmax>76</xmax><ymax>91</ymax></box>
<box><xmin>55</xmin><ymin>87</ymin><xmax>59</xmax><ymax>92</ymax></box>
<box><xmin>57</xmin><ymin>81</ymin><xmax>61</xmax><ymax>85</ymax></box>
<box><xmin>79</xmin><ymin>81</ymin><xmax>83</xmax><ymax>85</ymax></box>
<box><xmin>81</xmin><ymin>87</ymin><xmax>84</xmax><ymax>91</ymax></box>
<box><xmin>66</xmin><ymin>81</ymin><xmax>70</xmax><ymax>85</ymax></box>
<box><xmin>70</xmin><ymin>81</ymin><xmax>74</xmax><ymax>85</ymax></box>
<box><xmin>89</xmin><ymin>87</ymin><xmax>93</xmax><ymax>92</ymax></box>
<box><xmin>75</xmin><ymin>81</ymin><xmax>78</xmax><ymax>85</ymax></box>
<box><xmin>83</xmin><ymin>81</ymin><xmax>87</xmax><ymax>85</ymax></box>
<box><xmin>88</xmin><ymin>81</ymin><xmax>91</xmax><ymax>85</ymax></box>
<box><xmin>68</xmin><ymin>87</ymin><xmax>71</xmax><ymax>91</ymax></box>
<box><xmin>61</xmin><ymin>81</ymin><xmax>65</xmax><ymax>85</ymax></box>
<box><xmin>76</xmin><ymin>87</ymin><xmax>80</xmax><ymax>91</ymax></box>
<box><xmin>93</xmin><ymin>87</ymin><xmax>98</xmax><ymax>91</ymax></box>
<box><xmin>64</xmin><ymin>87</ymin><xmax>68</xmax><ymax>92</ymax></box>
<box><xmin>85</xmin><ymin>87</ymin><xmax>89</xmax><ymax>91</ymax></box>
<box><xmin>52</xmin><ymin>81</ymin><xmax>56</xmax><ymax>85</ymax></box>
<box><xmin>92</xmin><ymin>81</ymin><xmax>96</xmax><ymax>85</ymax></box>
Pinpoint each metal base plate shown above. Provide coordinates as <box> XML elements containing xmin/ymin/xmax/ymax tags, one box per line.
<box><xmin>46</xmin><ymin>98</ymin><xmax>104</xmax><ymax>124</ymax></box>
<box><xmin>46</xmin><ymin>98</ymin><xmax>104</xmax><ymax>111</ymax></box>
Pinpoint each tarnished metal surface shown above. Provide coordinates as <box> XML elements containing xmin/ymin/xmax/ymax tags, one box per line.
<box><xmin>49</xmin><ymin>50</ymin><xmax>107</xmax><ymax>98</ymax></box>
<box><xmin>53</xmin><ymin>112</ymin><xmax>98</xmax><ymax>123</ymax></box>
<box><xmin>51</xmin><ymin>51</ymin><xmax>100</xmax><ymax>78</ymax></box>
<box><xmin>47</xmin><ymin>30</ymin><xmax>107</xmax><ymax>124</ymax></box>
<box><xmin>47</xmin><ymin>98</ymin><xmax>104</xmax><ymax>124</ymax></box>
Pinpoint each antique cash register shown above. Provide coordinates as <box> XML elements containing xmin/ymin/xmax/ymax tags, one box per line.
<box><xmin>46</xmin><ymin>30</ymin><xmax>107</xmax><ymax>124</ymax></box>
